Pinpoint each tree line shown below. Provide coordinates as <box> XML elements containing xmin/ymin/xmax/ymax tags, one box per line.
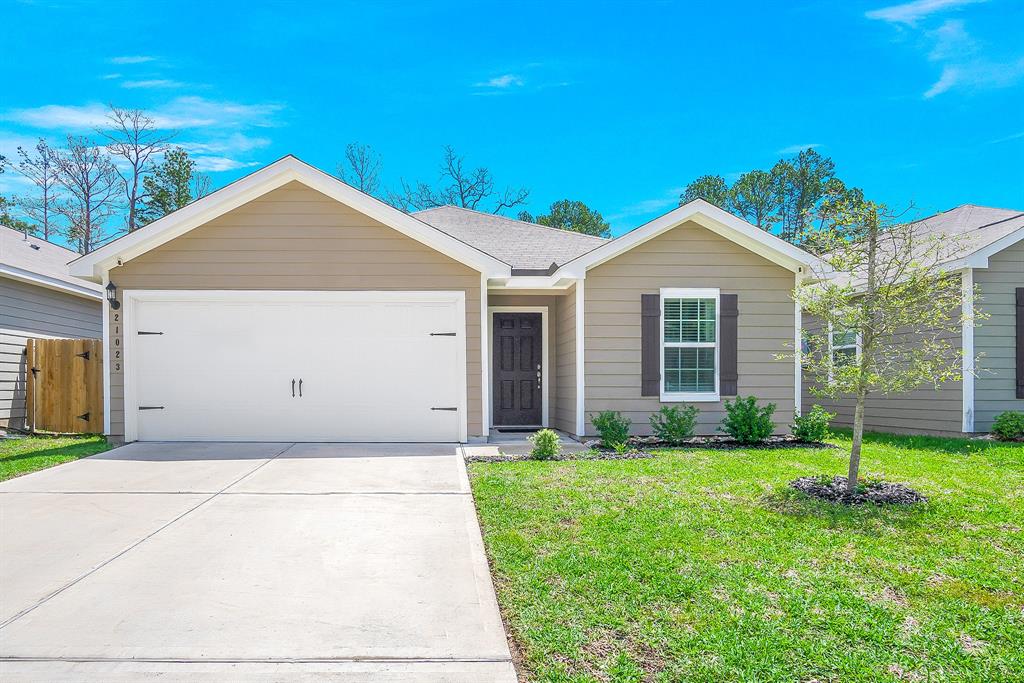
<box><xmin>0</xmin><ymin>105</ymin><xmax>211</xmax><ymax>253</ymax></box>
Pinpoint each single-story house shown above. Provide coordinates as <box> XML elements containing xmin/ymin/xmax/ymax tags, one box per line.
<box><xmin>802</xmin><ymin>204</ymin><xmax>1024</xmax><ymax>436</ymax></box>
<box><xmin>69</xmin><ymin>156</ymin><xmax>818</xmax><ymax>444</ymax></box>
<box><xmin>1</xmin><ymin>226</ymin><xmax>103</xmax><ymax>430</ymax></box>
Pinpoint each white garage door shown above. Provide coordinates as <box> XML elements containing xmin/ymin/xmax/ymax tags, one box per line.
<box><xmin>126</xmin><ymin>291</ymin><xmax>466</xmax><ymax>442</ymax></box>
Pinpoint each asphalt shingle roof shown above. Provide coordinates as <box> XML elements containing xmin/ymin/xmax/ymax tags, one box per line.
<box><xmin>907</xmin><ymin>204</ymin><xmax>1024</xmax><ymax>261</ymax></box>
<box><xmin>0</xmin><ymin>226</ymin><xmax>102</xmax><ymax>294</ymax></box>
<box><xmin>414</xmin><ymin>206</ymin><xmax>608</xmax><ymax>271</ymax></box>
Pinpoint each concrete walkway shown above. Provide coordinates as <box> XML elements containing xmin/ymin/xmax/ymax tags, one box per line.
<box><xmin>0</xmin><ymin>443</ymin><xmax>515</xmax><ymax>682</ymax></box>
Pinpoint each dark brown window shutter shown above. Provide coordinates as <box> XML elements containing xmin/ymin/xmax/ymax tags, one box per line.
<box><xmin>1016</xmin><ymin>288</ymin><xmax>1023</xmax><ymax>399</ymax></box>
<box><xmin>641</xmin><ymin>294</ymin><xmax>661</xmax><ymax>396</ymax></box>
<box><xmin>720</xmin><ymin>294</ymin><xmax>739</xmax><ymax>396</ymax></box>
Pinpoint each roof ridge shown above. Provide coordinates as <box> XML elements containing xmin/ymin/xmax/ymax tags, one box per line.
<box><xmin>415</xmin><ymin>204</ymin><xmax>609</xmax><ymax>242</ymax></box>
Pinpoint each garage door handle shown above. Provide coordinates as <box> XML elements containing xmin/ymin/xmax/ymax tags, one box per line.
<box><xmin>298</xmin><ymin>379</ymin><xmax>303</xmax><ymax>397</ymax></box>
<box><xmin>291</xmin><ymin>379</ymin><xmax>295</xmax><ymax>397</ymax></box>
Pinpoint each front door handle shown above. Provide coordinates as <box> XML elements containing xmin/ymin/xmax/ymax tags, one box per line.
<box><xmin>292</xmin><ymin>379</ymin><xmax>296</xmax><ymax>397</ymax></box>
<box><xmin>298</xmin><ymin>379</ymin><xmax>303</xmax><ymax>397</ymax></box>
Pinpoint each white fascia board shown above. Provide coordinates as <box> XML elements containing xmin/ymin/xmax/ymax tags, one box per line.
<box><xmin>69</xmin><ymin>156</ymin><xmax>511</xmax><ymax>282</ymax></box>
<box><xmin>944</xmin><ymin>225</ymin><xmax>1024</xmax><ymax>271</ymax></box>
<box><xmin>556</xmin><ymin>199</ymin><xmax>821</xmax><ymax>278</ymax></box>
<box><xmin>488</xmin><ymin>275</ymin><xmax>579</xmax><ymax>290</ymax></box>
<box><xmin>1</xmin><ymin>264</ymin><xmax>103</xmax><ymax>300</ymax></box>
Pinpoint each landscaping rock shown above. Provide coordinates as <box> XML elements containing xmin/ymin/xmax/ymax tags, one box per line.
<box><xmin>790</xmin><ymin>475</ymin><xmax>927</xmax><ymax>505</ymax></box>
<box><xmin>464</xmin><ymin>450</ymin><xmax>655</xmax><ymax>464</ymax></box>
<box><xmin>584</xmin><ymin>434</ymin><xmax>835</xmax><ymax>451</ymax></box>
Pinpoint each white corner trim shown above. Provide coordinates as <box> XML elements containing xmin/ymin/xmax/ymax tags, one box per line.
<box><xmin>101</xmin><ymin>274</ymin><xmax>111</xmax><ymax>437</ymax></box>
<box><xmin>480</xmin><ymin>273</ymin><xmax>490</xmax><ymax>438</ymax></box>
<box><xmin>0</xmin><ymin>264</ymin><xmax>103</xmax><ymax>300</ymax></box>
<box><xmin>961</xmin><ymin>268</ymin><xmax>975</xmax><ymax>433</ymax></box>
<box><xmin>69</xmin><ymin>156</ymin><xmax>512</xmax><ymax>282</ymax></box>
<box><xmin>794</xmin><ymin>272</ymin><xmax>802</xmax><ymax>417</ymax></box>
<box><xmin>946</xmin><ymin>225</ymin><xmax>1024</xmax><ymax>271</ymax></box>
<box><xmin>555</xmin><ymin>199</ymin><xmax>820</xmax><ymax>279</ymax></box>
<box><xmin>575</xmin><ymin>280</ymin><xmax>586</xmax><ymax>437</ymax></box>
<box><xmin>659</xmin><ymin>287</ymin><xmax>721</xmax><ymax>403</ymax></box>
<box><xmin>487</xmin><ymin>306</ymin><xmax>550</xmax><ymax>428</ymax></box>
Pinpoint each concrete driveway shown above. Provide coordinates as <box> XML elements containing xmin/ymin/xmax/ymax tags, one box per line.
<box><xmin>0</xmin><ymin>443</ymin><xmax>515</xmax><ymax>682</ymax></box>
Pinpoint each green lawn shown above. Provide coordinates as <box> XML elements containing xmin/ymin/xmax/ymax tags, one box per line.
<box><xmin>469</xmin><ymin>433</ymin><xmax>1024</xmax><ymax>682</ymax></box>
<box><xmin>0</xmin><ymin>435</ymin><xmax>111</xmax><ymax>481</ymax></box>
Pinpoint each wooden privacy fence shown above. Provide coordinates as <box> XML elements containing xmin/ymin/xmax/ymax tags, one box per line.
<box><xmin>25</xmin><ymin>338</ymin><xmax>104</xmax><ymax>434</ymax></box>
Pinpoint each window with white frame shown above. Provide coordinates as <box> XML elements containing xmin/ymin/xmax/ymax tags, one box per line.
<box><xmin>661</xmin><ymin>288</ymin><xmax>719</xmax><ymax>400</ymax></box>
<box><xmin>830</xmin><ymin>326</ymin><xmax>859</xmax><ymax>367</ymax></box>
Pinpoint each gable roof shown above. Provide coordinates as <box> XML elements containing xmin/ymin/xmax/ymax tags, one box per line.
<box><xmin>908</xmin><ymin>204</ymin><xmax>1024</xmax><ymax>269</ymax></box>
<box><xmin>68</xmin><ymin>155</ymin><xmax>512</xmax><ymax>282</ymax></box>
<box><xmin>0</xmin><ymin>226</ymin><xmax>102</xmax><ymax>299</ymax></box>
<box><xmin>414</xmin><ymin>206</ymin><xmax>608</xmax><ymax>271</ymax></box>
<box><xmin>555</xmin><ymin>199</ymin><xmax>820</xmax><ymax>278</ymax></box>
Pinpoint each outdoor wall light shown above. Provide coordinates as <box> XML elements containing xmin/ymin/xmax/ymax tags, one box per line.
<box><xmin>105</xmin><ymin>281</ymin><xmax>121</xmax><ymax>310</ymax></box>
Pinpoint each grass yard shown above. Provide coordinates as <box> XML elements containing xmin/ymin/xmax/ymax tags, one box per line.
<box><xmin>469</xmin><ymin>433</ymin><xmax>1024</xmax><ymax>682</ymax></box>
<box><xmin>0</xmin><ymin>435</ymin><xmax>111</xmax><ymax>481</ymax></box>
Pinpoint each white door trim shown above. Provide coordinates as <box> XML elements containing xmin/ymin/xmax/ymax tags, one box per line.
<box><xmin>487</xmin><ymin>306</ymin><xmax>549</xmax><ymax>428</ymax></box>
<box><xmin>122</xmin><ymin>289</ymin><xmax>468</xmax><ymax>443</ymax></box>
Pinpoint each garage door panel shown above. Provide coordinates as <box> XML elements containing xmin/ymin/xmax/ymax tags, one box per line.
<box><xmin>130</xmin><ymin>294</ymin><xmax>463</xmax><ymax>442</ymax></box>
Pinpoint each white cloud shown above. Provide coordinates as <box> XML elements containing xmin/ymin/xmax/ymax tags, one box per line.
<box><xmin>100</xmin><ymin>73</ymin><xmax>122</xmax><ymax>80</ymax></box>
<box><xmin>475</xmin><ymin>74</ymin><xmax>524</xmax><ymax>88</ymax></box>
<box><xmin>180</xmin><ymin>133</ymin><xmax>272</xmax><ymax>155</ymax></box>
<box><xmin>607</xmin><ymin>187</ymin><xmax>686</xmax><ymax>222</ymax></box>
<box><xmin>778</xmin><ymin>143</ymin><xmax>822</xmax><ymax>154</ymax></box>
<box><xmin>987</xmin><ymin>130</ymin><xmax>1024</xmax><ymax>144</ymax></box>
<box><xmin>924</xmin><ymin>57</ymin><xmax>1024</xmax><ymax>98</ymax></box>
<box><xmin>927</xmin><ymin>19</ymin><xmax>975</xmax><ymax>60</ymax></box>
<box><xmin>121</xmin><ymin>79</ymin><xmax>184</xmax><ymax>89</ymax></box>
<box><xmin>2</xmin><ymin>97</ymin><xmax>285</xmax><ymax>131</ymax></box>
<box><xmin>1</xmin><ymin>103</ymin><xmax>109</xmax><ymax>130</ymax></box>
<box><xmin>109</xmin><ymin>55</ymin><xmax>156</xmax><ymax>64</ymax></box>
<box><xmin>191</xmin><ymin>156</ymin><xmax>260</xmax><ymax>172</ymax></box>
<box><xmin>866</xmin><ymin>0</ymin><xmax>986</xmax><ymax>26</ymax></box>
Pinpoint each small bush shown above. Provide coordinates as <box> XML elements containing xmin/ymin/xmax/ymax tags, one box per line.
<box><xmin>992</xmin><ymin>411</ymin><xmax>1024</xmax><ymax>440</ymax></box>
<box><xmin>529</xmin><ymin>429</ymin><xmax>561</xmax><ymax>460</ymax></box>
<box><xmin>591</xmin><ymin>410</ymin><xmax>632</xmax><ymax>449</ymax></box>
<box><xmin>792</xmin><ymin>404</ymin><xmax>835</xmax><ymax>442</ymax></box>
<box><xmin>649</xmin><ymin>405</ymin><xmax>700</xmax><ymax>444</ymax></box>
<box><xmin>718</xmin><ymin>395</ymin><xmax>776</xmax><ymax>444</ymax></box>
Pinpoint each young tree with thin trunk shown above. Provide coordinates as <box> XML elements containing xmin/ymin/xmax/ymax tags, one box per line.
<box><xmin>52</xmin><ymin>136</ymin><xmax>122</xmax><ymax>253</ymax></box>
<box><xmin>100</xmin><ymin>106</ymin><xmax>174</xmax><ymax>232</ymax></box>
<box><xmin>796</xmin><ymin>193</ymin><xmax>983</xmax><ymax>493</ymax></box>
<box><xmin>339</xmin><ymin>142</ymin><xmax>382</xmax><ymax>196</ymax></box>
<box><xmin>16</xmin><ymin>139</ymin><xmax>61</xmax><ymax>240</ymax></box>
<box><xmin>387</xmin><ymin>145</ymin><xmax>529</xmax><ymax>214</ymax></box>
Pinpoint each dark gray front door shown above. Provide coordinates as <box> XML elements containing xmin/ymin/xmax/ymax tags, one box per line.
<box><xmin>492</xmin><ymin>312</ymin><xmax>542</xmax><ymax>426</ymax></box>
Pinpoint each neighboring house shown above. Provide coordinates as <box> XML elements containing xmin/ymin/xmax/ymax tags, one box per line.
<box><xmin>802</xmin><ymin>204</ymin><xmax>1024</xmax><ymax>436</ymax></box>
<box><xmin>68</xmin><ymin>156</ymin><xmax>817</xmax><ymax>444</ymax></box>
<box><xmin>0</xmin><ymin>226</ymin><xmax>103</xmax><ymax>430</ymax></box>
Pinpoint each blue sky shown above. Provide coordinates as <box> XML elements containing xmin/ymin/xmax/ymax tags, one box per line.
<box><xmin>2</xmin><ymin>0</ymin><xmax>1022</xmax><ymax>240</ymax></box>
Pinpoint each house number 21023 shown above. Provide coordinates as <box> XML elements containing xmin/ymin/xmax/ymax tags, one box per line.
<box><xmin>112</xmin><ymin>311</ymin><xmax>122</xmax><ymax>372</ymax></box>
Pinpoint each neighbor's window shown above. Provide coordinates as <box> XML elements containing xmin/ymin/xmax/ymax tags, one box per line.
<box><xmin>661</xmin><ymin>289</ymin><xmax>719</xmax><ymax>399</ymax></box>
<box><xmin>831</xmin><ymin>327</ymin><xmax>859</xmax><ymax>367</ymax></box>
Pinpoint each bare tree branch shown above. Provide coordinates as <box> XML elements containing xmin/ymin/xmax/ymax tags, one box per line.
<box><xmin>99</xmin><ymin>105</ymin><xmax>175</xmax><ymax>232</ymax></box>
<box><xmin>52</xmin><ymin>136</ymin><xmax>122</xmax><ymax>254</ymax></box>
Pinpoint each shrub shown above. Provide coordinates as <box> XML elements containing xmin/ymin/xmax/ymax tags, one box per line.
<box><xmin>992</xmin><ymin>411</ymin><xmax>1024</xmax><ymax>440</ymax></box>
<box><xmin>529</xmin><ymin>429</ymin><xmax>561</xmax><ymax>460</ymax></box>
<box><xmin>792</xmin><ymin>404</ymin><xmax>835</xmax><ymax>442</ymax></box>
<box><xmin>590</xmin><ymin>410</ymin><xmax>632</xmax><ymax>449</ymax></box>
<box><xmin>649</xmin><ymin>405</ymin><xmax>699</xmax><ymax>444</ymax></box>
<box><xmin>718</xmin><ymin>395</ymin><xmax>776</xmax><ymax>444</ymax></box>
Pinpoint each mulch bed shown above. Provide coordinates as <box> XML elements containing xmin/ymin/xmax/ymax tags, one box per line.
<box><xmin>585</xmin><ymin>434</ymin><xmax>836</xmax><ymax>451</ymax></box>
<box><xmin>790</xmin><ymin>475</ymin><xmax>927</xmax><ymax>505</ymax></box>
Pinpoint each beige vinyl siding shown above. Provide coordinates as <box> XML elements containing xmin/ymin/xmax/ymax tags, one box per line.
<box><xmin>974</xmin><ymin>240</ymin><xmax>1024</xmax><ymax>431</ymax></box>
<box><xmin>1</xmin><ymin>277</ymin><xmax>102</xmax><ymax>429</ymax></box>
<box><xmin>583</xmin><ymin>221</ymin><xmax>796</xmax><ymax>436</ymax></box>
<box><xmin>106</xmin><ymin>181</ymin><xmax>483</xmax><ymax>441</ymax></box>
<box><xmin>488</xmin><ymin>294</ymin><xmax>561</xmax><ymax>430</ymax></box>
<box><xmin>555</xmin><ymin>283</ymin><xmax>577</xmax><ymax>435</ymax></box>
<box><xmin>800</xmin><ymin>306</ymin><xmax>964</xmax><ymax>436</ymax></box>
